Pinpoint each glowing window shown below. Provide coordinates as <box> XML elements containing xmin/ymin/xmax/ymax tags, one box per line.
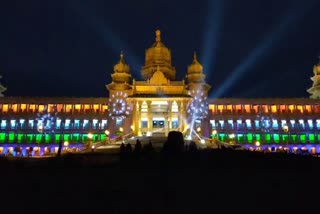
<box><xmin>20</xmin><ymin>104</ymin><xmax>27</xmax><ymax>111</ymax></box>
<box><xmin>228</xmin><ymin>120</ymin><xmax>233</xmax><ymax>128</ymax></box>
<box><xmin>101</xmin><ymin>120</ymin><xmax>107</xmax><ymax>129</ymax></box>
<box><xmin>74</xmin><ymin>119</ymin><xmax>80</xmax><ymax>128</ymax></box>
<box><xmin>281</xmin><ymin>120</ymin><xmax>287</xmax><ymax>128</ymax></box>
<box><xmin>93</xmin><ymin>119</ymin><xmax>98</xmax><ymax>129</ymax></box>
<box><xmin>10</xmin><ymin>120</ymin><xmax>16</xmax><ymax>128</ymax></box>
<box><xmin>28</xmin><ymin>120</ymin><xmax>34</xmax><ymax>129</ymax></box>
<box><xmin>219</xmin><ymin>120</ymin><xmax>224</xmax><ymax>128</ymax></box>
<box><xmin>316</xmin><ymin>120</ymin><xmax>320</xmax><ymax>129</ymax></box>
<box><xmin>75</xmin><ymin>104</ymin><xmax>81</xmax><ymax>110</ymax></box>
<box><xmin>305</xmin><ymin>105</ymin><xmax>311</xmax><ymax>113</ymax></box>
<box><xmin>271</xmin><ymin>105</ymin><xmax>277</xmax><ymax>113</ymax></box>
<box><xmin>308</xmin><ymin>120</ymin><xmax>313</xmax><ymax>129</ymax></box>
<box><xmin>116</xmin><ymin>118</ymin><xmax>122</xmax><ymax>127</ymax></box>
<box><xmin>19</xmin><ymin>119</ymin><xmax>25</xmax><ymax>125</ymax></box>
<box><xmin>2</xmin><ymin>104</ymin><xmax>8</xmax><ymax>113</ymax></box>
<box><xmin>297</xmin><ymin>105</ymin><xmax>303</xmax><ymax>113</ymax></box>
<box><xmin>290</xmin><ymin>120</ymin><xmax>295</xmax><ymax>128</ymax></box>
<box><xmin>65</xmin><ymin>119</ymin><xmax>70</xmax><ymax>129</ymax></box>
<box><xmin>209</xmin><ymin>105</ymin><xmax>215</xmax><ymax>113</ymax></box>
<box><xmin>38</xmin><ymin>105</ymin><xmax>45</xmax><ymax>113</ymax></box>
<box><xmin>141</xmin><ymin>102</ymin><xmax>148</xmax><ymax>112</ymax></box>
<box><xmin>272</xmin><ymin>119</ymin><xmax>278</xmax><ymax>129</ymax></box>
<box><xmin>171</xmin><ymin>101</ymin><xmax>178</xmax><ymax>113</ymax></box>
<box><xmin>288</xmin><ymin>105</ymin><xmax>294</xmax><ymax>112</ymax></box>
<box><xmin>1</xmin><ymin>120</ymin><xmax>6</xmax><ymax>129</ymax></box>
<box><xmin>255</xmin><ymin>120</ymin><xmax>260</xmax><ymax>129</ymax></box>
<box><xmin>56</xmin><ymin>119</ymin><xmax>61</xmax><ymax>129</ymax></box>
<box><xmin>245</xmin><ymin>119</ymin><xmax>252</xmax><ymax>129</ymax></box>
<box><xmin>244</xmin><ymin>105</ymin><xmax>250</xmax><ymax>113</ymax></box>
<box><xmin>83</xmin><ymin>119</ymin><xmax>89</xmax><ymax>129</ymax></box>
<box><xmin>65</xmin><ymin>105</ymin><xmax>72</xmax><ymax>113</ymax></box>
<box><xmin>29</xmin><ymin>104</ymin><xmax>35</xmax><ymax>112</ymax></box>
<box><xmin>210</xmin><ymin>120</ymin><xmax>216</xmax><ymax>129</ymax></box>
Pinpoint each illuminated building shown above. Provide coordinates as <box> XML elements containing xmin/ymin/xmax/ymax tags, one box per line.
<box><xmin>0</xmin><ymin>30</ymin><xmax>320</xmax><ymax>156</ymax></box>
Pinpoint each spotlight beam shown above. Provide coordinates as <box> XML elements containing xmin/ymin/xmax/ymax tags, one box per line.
<box><xmin>66</xmin><ymin>0</ymin><xmax>143</xmax><ymax>77</ymax></box>
<box><xmin>211</xmin><ymin>1</ymin><xmax>316</xmax><ymax>98</ymax></box>
<box><xmin>201</xmin><ymin>0</ymin><xmax>224</xmax><ymax>80</ymax></box>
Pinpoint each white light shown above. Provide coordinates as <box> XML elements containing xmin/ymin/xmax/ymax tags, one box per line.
<box><xmin>200</xmin><ymin>139</ymin><xmax>205</xmax><ymax>144</ymax></box>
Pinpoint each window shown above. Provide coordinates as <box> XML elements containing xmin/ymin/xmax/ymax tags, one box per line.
<box><xmin>28</xmin><ymin>120</ymin><xmax>34</xmax><ymax>129</ymax></box>
<box><xmin>74</xmin><ymin>119</ymin><xmax>80</xmax><ymax>129</ymax></box>
<box><xmin>10</xmin><ymin>120</ymin><xmax>16</xmax><ymax>129</ymax></box>
<box><xmin>83</xmin><ymin>119</ymin><xmax>89</xmax><ymax>129</ymax></box>
<box><xmin>245</xmin><ymin>119</ymin><xmax>252</xmax><ymax>129</ymax></box>
<box><xmin>272</xmin><ymin>119</ymin><xmax>278</xmax><ymax>129</ymax></box>
<box><xmin>65</xmin><ymin>119</ymin><xmax>71</xmax><ymax>129</ymax></box>
<box><xmin>1</xmin><ymin>120</ymin><xmax>6</xmax><ymax>129</ymax></box>
<box><xmin>93</xmin><ymin>119</ymin><xmax>99</xmax><ymax>129</ymax></box>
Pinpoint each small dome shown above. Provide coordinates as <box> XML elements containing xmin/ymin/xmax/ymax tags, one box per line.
<box><xmin>114</xmin><ymin>51</ymin><xmax>130</xmax><ymax>73</ymax></box>
<box><xmin>188</xmin><ymin>52</ymin><xmax>203</xmax><ymax>74</ymax></box>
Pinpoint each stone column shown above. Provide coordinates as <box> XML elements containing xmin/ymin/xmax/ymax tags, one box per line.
<box><xmin>168</xmin><ymin>101</ymin><xmax>172</xmax><ymax>131</ymax></box>
<box><xmin>147</xmin><ymin>101</ymin><xmax>152</xmax><ymax>134</ymax></box>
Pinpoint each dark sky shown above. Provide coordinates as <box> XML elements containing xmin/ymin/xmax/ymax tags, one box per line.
<box><xmin>1</xmin><ymin>0</ymin><xmax>320</xmax><ymax>98</ymax></box>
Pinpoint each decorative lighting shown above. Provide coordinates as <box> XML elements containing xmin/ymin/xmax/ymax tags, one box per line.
<box><xmin>255</xmin><ymin>141</ymin><xmax>260</xmax><ymax>147</ymax></box>
<box><xmin>119</xmin><ymin>127</ymin><xmax>124</xmax><ymax>132</ymax></box>
<box><xmin>64</xmin><ymin>141</ymin><xmax>69</xmax><ymax>147</ymax></box>
<box><xmin>187</xmin><ymin>89</ymin><xmax>209</xmax><ymax>119</ymax></box>
<box><xmin>36</xmin><ymin>105</ymin><xmax>58</xmax><ymax>134</ymax></box>
<box><xmin>200</xmin><ymin>139</ymin><xmax>206</xmax><ymax>144</ymax></box>
<box><xmin>211</xmin><ymin>130</ymin><xmax>217</xmax><ymax>135</ymax></box>
<box><xmin>108</xmin><ymin>91</ymin><xmax>131</xmax><ymax>119</ymax></box>
<box><xmin>88</xmin><ymin>133</ymin><xmax>93</xmax><ymax>139</ymax></box>
<box><xmin>105</xmin><ymin>130</ymin><xmax>110</xmax><ymax>136</ymax></box>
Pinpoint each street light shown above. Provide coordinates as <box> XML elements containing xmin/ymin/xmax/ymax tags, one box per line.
<box><xmin>64</xmin><ymin>141</ymin><xmax>69</xmax><ymax>152</ymax></box>
<box><xmin>87</xmin><ymin>133</ymin><xmax>93</xmax><ymax>151</ymax></box>
<box><xmin>255</xmin><ymin>141</ymin><xmax>261</xmax><ymax>151</ymax></box>
<box><xmin>105</xmin><ymin>130</ymin><xmax>110</xmax><ymax>144</ymax></box>
<box><xmin>282</xmin><ymin>124</ymin><xmax>289</xmax><ymax>151</ymax></box>
<box><xmin>119</xmin><ymin>127</ymin><xmax>124</xmax><ymax>133</ymax></box>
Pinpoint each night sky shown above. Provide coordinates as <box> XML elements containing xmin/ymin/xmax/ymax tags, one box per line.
<box><xmin>1</xmin><ymin>0</ymin><xmax>320</xmax><ymax>98</ymax></box>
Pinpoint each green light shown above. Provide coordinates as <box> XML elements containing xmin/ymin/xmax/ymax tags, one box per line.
<box><xmin>300</xmin><ymin>134</ymin><xmax>306</xmax><ymax>143</ymax></box>
<box><xmin>63</xmin><ymin>134</ymin><xmax>70</xmax><ymax>141</ymax></box>
<box><xmin>236</xmin><ymin>134</ymin><xmax>244</xmax><ymax>143</ymax></box>
<box><xmin>36</xmin><ymin>134</ymin><xmax>42</xmax><ymax>143</ymax></box>
<box><xmin>255</xmin><ymin>134</ymin><xmax>261</xmax><ymax>141</ymax></box>
<box><xmin>273</xmin><ymin>134</ymin><xmax>279</xmax><ymax>143</ymax></box>
<box><xmin>309</xmin><ymin>134</ymin><xmax>315</xmax><ymax>142</ymax></box>
<box><xmin>45</xmin><ymin>134</ymin><xmax>51</xmax><ymax>143</ymax></box>
<box><xmin>55</xmin><ymin>134</ymin><xmax>61</xmax><ymax>143</ymax></box>
<box><xmin>27</xmin><ymin>134</ymin><xmax>33</xmax><ymax>142</ymax></box>
<box><xmin>0</xmin><ymin>133</ymin><xmax>5</xmax><ymax>142</ymax></box>
<box><xmin>9</xmin><ymin>133</ymin><xmax>14</xmax><ymax>142</ymax></box>
<box><xmin>218</xmin><ymin>133</ymin><xmax>225</xmax><ymax>142</ymax></box>
<box><xmin>72</xmin><ymin>134</ymin><xmax>80</xmax><ymax>142</ymax></box>
<box><xmin>18</xmin><ymin>134</ymin><xmax>24</xmax><ymax>143</ymax></box>
<box><xmin>247</xmin><ymin>134</ymin><xmax>253</xmax><ymax>143</ymax></box>
<box><xmin>100</xmin><ymin>134</ymin><xmax>106</xmax><ymax>141</ymax></box>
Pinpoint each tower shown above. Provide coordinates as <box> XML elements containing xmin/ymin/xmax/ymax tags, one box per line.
<box><xmin>0</xmin><ymin>75</ymin><xmax>6</xmax><ymax>97</ymax></box>
<box><xmin>141</xmin><ymin>30</ymin><xmax>176</xmax><ymax>80</ymax></box>
<box><xmin>186</xmin><ymin>52</ymin><xmax>211</xmax><ymax>137</ymax></box>
<box><xmin>307</xmin><ymin>57</ymin><xmax>320</xmax><ymax>99</ymax></box>
<box><xmin>106</xmin><ymin>52</ymin><xmax>133</xmax><ymax>136</ymax></box>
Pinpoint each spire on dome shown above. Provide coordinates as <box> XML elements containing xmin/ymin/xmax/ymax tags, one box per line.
<box><xmin>155</xmin><ymin>29</ymin><xmax>161</xmax><ymax>42</ymax></box>
<box><xmin>193</xmin><ymin>51</ymin><xmax>198</xmax><ymax>62</ymax></box>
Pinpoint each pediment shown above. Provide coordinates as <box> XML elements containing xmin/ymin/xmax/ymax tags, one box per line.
<box><xmin>149</xmin><ymin>70</ymin><xmax>168</xmax><ymax>85</ymax></box>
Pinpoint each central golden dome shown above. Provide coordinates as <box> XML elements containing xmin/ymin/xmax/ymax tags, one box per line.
<box><xmin>141</xmin><ymin>30</ymin><xmax>176</xmax><ymax>80</ymax></box>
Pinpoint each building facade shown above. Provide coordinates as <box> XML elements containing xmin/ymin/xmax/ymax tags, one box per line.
<box><xmin>0</xmin><ymin>30</ymin><xmax>320</xmax><ymax>155</ymax></box>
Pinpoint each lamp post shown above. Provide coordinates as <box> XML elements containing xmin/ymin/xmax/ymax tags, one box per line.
<box><xmin>211</xmin><ymin>129</ymin><xmax>219</xmax><ymax>148</ymax></box>
<box><xmin>64</xmin><ymin>141</ymin><xmax>69</xmax><ymax>153</ymax></box>
<box><xmin>255</xmin><ymin>141</ymin><xmax>260</xmax><ymax>151</ymax></box>
<box><xmin>282</xmin><ymin>124</ymin><xmax>289</xmax><ymax>152</ymax></box>
<box><xmin>37</xmin><ymin>124</ymin><xmax>44</xmax><ymax>156</ymax></box>
<box><xmin>105</xmin><ymin>129</ymin><xmax>110</xmax><ymax>145</ymax></box>
<box><xmin>229</xmin><ymin>133</ymin><xmax>235</xmax><ymax>145</ymax></box>
<box><xmin>88</xmin><ymin>132</ymin><xmax>93</xmax><ymax>151</ymax></box>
